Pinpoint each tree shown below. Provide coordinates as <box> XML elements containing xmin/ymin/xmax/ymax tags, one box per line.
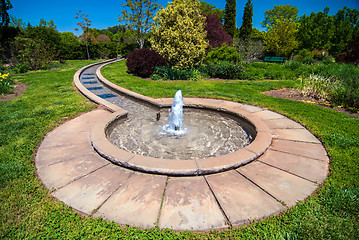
<box><xmin>223</xmin><ymin>0</ymin><xmax>236</xmax><ymax>37</ymax></box>
<box><xmin>298</xmin><ymin>7</ymin><xmax>359</xmax><ymax>56</ymax></box>
<box><xmin>75</xmin><ymin>10</ymin><xmax>92</xmax><ymax>59</ymax></box>
<box><xmin>238</xmin><ymin>0</ymin><xmax>253</xmax><ymax>38</ymax></box>
<box><xmin>119</xmin><ymin>0</ymin><xmax>160</xmax><ymax>49</ymax></box>
<box><xmin>205</xmin><ymin>14</ymin><xmax>232</xmax><ymax>48</ymax></box>
<box><xmin>199</xmin><ymin>0</ymin><xmax>224</xmax><ymax>21</ymax></box>
<box><xmin>262</xmin><ymin>5</ymin><xmax>298</xmax><ymax>29</ymax></box>
<box><xmin>263</xmin><ymin>18</ymin><xmax>299</xmax><ymax>57</ymax></box>
<box><xmin>0</xmin><ymin>0</ymin><xmax>12</xmax><ymax>27</ymax></box>
<box><xmin>150</xmin><ymin>0</ymin><xmax>208</xmax><ymax>69</ymax></box>
<box><xmin>26</xmin><ymin>19</ymin><xmax>62</xmax><ymax>59</ymax></box>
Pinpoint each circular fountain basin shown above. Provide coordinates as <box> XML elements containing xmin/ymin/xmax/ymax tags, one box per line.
<box><xmin>91</xmin><ymin>105</ymin><xmax>272</xmax><ymax>176</ymax></box>
<box><xmin>107</xmin><ymin>107</ymin><xmax>256</xmax><ymax>160</ymax></box>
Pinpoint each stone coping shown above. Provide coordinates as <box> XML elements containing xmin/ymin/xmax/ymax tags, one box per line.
<box><xmin>91</xmin><ymin>103</ymin><xmax>272</xmax><ymax>176</ymax></box>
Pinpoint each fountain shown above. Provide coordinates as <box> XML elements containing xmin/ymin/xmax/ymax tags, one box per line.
<box><xmin>105</xmin><ymin>90</ymin><xmax>256</xmax><ymax>160</ymax></box>
<box><xmin>161</xmin><ymin>90</ymin><xmax>186</xmax><ymax>135</ymax></box>
<box><xmin>168</xmin><ymin>90</ymin><xmax>184</xmax><ymax>132</ymax></box>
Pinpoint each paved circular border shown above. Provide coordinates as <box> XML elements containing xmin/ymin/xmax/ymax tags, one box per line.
<box><xmin>34</xmin><ymin>60</ymin><xmax>330</xmax><ymax>231</ymax></box>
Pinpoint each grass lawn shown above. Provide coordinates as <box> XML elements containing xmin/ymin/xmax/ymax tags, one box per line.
<box><xmin>0</xmin><ymin>60</ymin><xmax>358</xmax><ymax>239</ymax></box>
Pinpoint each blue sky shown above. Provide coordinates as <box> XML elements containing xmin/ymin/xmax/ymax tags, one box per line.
<box><xmin>9</xmin><ymin>0</ymin><xmax>359</xmax><ymax>34</ymax></box>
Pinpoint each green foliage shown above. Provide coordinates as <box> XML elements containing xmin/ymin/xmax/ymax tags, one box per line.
<box><xmin>0</xmin><ymin>72</ymin><xmax>13</xmax><ymax>94</ymax></box>
<box><xmin>59</xmin><ymin>32</ymin><xmax>83</xmax><ymax>60</ymax></box>
<box><xmin>26</xmin><ymin>19</ymin><xmax>62</xmax><ymax>59</ymax></box>
<box><xmin>223</xmin><ymin>0</ymin><xmax>236</xmax><ymax>37</ymax></box>
<box><xmin>206</xmin><ymin>43</ymin><xmax>242</xmax><ymax>64</ymax></box>
<box><xmin>298</xmin><ymin>7</ymin><xmax>359</xmax><ymax>56</ymax></box>
<box><xmin>262</xmin><ymin>5</ymin><xmax>299</xmax><ymax>29</ymax></box>
<box><xmin>0</xmin><ymin>0</ymin><xmax>12</xmax><ymax>27</ymax></box>
<box><xmin>14</xmin><ymin>36</ymin><xmax>54</xmax><ymax>70</ymax></box>
<box><xmin>241</xmin><ymin>62</ymin><xmax>296</xmax><ymax>80</ymax></box>
<box><xmin>152</xmin><ymin>65</ymin><xmax>202</xmax><ymax>80</ymax></box>
<box><xmin>234</xmin><ymin>38</ymin><xmax>265</xmax><ymax>62</ymax></box>
<box><xmin>150</xmin><ymin>0</ymin><xmax>208</xmax><ymax>69</ymax></box>
<box><xmin>199</xmin><ymin>0</ymin><xmax>224</xmax><ymax>20</ymax></box>
<box><xmin>294</xmin><ymin>49</ymin><xmax>314</xmax><ymax>62</ymax></box>
<box><xmin>250</xmin><ymin>27</ymin><xmax>265</xmax><ymax>40</ymax></box>
<box><xmin>119</xmin><ymin>0</ymin><xmax>160</xmax><ymax>49</ymax></box>
<box><xmin>238</xmin><ymin>0</ymin><xmax>253</xmax><ymax>39</ymax></box>
<box><xmin>199</xmin><ymin>61</ymin><xmax>244</xmax><ymax>79</ymax></box>
<box><xmin>264</xmin><ymin>18</ymin><xmax>299</xmax><ymax>57</ymax></box>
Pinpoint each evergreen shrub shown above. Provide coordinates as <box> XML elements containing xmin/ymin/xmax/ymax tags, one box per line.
<box><xmin>126</xmin><ymin>49</ymin><xmax>167</xmax><ymax>78</ymax></box>
<box><xmin>206</xmin><ymin>44</ymin><xmax>242</xmax><ymax>64</ymax></box>
<box><xmin>200</xmin><ymin>61</ymin><xmax>244</xmax><ymax>79</ymax></box>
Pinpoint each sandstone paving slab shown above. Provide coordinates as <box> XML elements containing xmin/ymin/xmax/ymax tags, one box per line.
<box><xmin>36</xmin><ymin>141</ymin><xmax>94</xmax><ymax>168</ymax></box>
<box><xmin>250</xmin><ymin>110</ymin><xmax>285</xmax><ymax>120</ymax></box>
<box><xmin>55</xmin><ymin>119</ymin><xmax>98</xmax><ymax>132</ymax></box>
<box><xmin>205</xmin><ymin>170</ymin><xmax>285</xmax><ymax>226</ymax></box>
<box><xmin>37</xmin><ymin>152</ymin><xmax>109</xmax><ymax>190</ymax></box>
<box><xmin>265</xmin><ymin>117</ymin><xmax>305</xmax><ymax>129</ymax></box>
<box><xmin>39</xmin><ymin>131</ymin><xmax>91</xmax><ymax>148</ymax></box>
<box><xmin>53</xmin><ymin>164</ymin><xmax>133</xmax><ymax>215</ymax></box>
<box><xmin>258</xmin><ymin>149</ymin><xmax>328</xmax><ymax>184</ymax></box>
<box><xmin>269</xmin><ymin>139</ymin><xmax>329</xmax><ymax>162</ymax></box>
<box><xmin>238</xmin><ymin>162</ymin><xmax>318</xmax><ymax>207</ymax></box>
<box><xmin>158</xmin><ymin>176</ymin><xmax>227</xmax><ymax>230</ymax></box>
<box><xmin>271</xmin><ymin>128</ymin><xmax>321</xmax><ymax>144</ymax></box>
<box><xmin>93</xmin><ymin>172</ymin><xmax>167</xmax><ymax>229</ymax></box>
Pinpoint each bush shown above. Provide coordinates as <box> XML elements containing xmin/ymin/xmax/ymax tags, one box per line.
<box><xmin>234</xmin><ymin>38</ymin><xmax>265</xmax><ymax>63</ymax></box>
<box><xmin>294</xmin><ymin>49</ymin><xmax>314</xmax><ymax>62</ymax></box>
<box><xmin>199</xmin><ymin>61</ymin><xmax>244</xmax><ymax>79</ymax></box>
<box><xmin>206</xmin><ymin>44</ymin><xmax>242</xmax><ymax>64</ymax></box>
<box><xmin>152</xmin><ymin>66</ymin><xmax>203</xmax><ymax>81</ymax></box>
<box><xmin>126</xmin><ymin>49</ymin><xmax>167</xmax><ymax>78</ymax></box>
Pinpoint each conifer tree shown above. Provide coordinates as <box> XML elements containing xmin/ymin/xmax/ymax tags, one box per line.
<box><xmin>223</xmin><ymin>0</ymin><xmax>236</xmax><ymax>37</ymax></box>
<box><xmin>238</xmin><ymin>0</ymin><xmax>253</xmax><ymax>38</ymax></box>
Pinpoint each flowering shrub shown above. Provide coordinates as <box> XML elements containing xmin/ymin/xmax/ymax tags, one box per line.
<box><xmin>0</xmin><ymin>73</ymin><xmax>14</xmax><ymax>95</ymax></box>
<box><xmin>126</xmin><ymin>49</ymin><xmax>167</xmax><ymax>78</ymax></box>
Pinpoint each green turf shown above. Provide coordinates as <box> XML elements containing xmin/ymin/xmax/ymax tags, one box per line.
<box><xmin>0</xmin><ymin>60</ymin><xmax>358</xmax><ymax>239</ymax></box>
